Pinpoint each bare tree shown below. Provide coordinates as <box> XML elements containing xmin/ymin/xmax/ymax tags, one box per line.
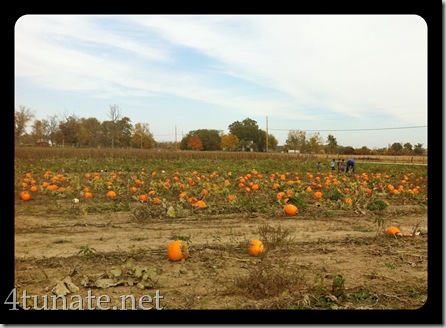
<box><xmin>46</xmin><ymin>115</ymin><xmax>59</xmax><ymax>146</ymax></box>
<box><xmin>108</xmin><ymin>104</ymin><xmax>121</xmax><ymax>148</ymax></box>
<box><xmin>15</xmin><ymin>106</ymin><xmax>35</xmax><ymax>145</ymax></box>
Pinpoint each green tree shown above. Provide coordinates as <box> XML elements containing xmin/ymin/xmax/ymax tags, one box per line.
<box><xmin>228</xmin><ymin>118</ymin><xmax>263</xmax><ymax>151</ymax></box>
<box><xmin>182</xmin><ymin>129</ymin><xmax>222</xmax><ymax>151</ymax></box>
<box><xmin>78</xmin><ymin>117</ymin><xmax>102</xmax><ymax>147</ymax></box>
<box><xmin>326</xmin><ymin>134</ymin><xmax>338</xmax><ymax>154</ymax></box>
<box><xmin>413</xmin><ymin>143</ymin><xmax>426</xmax><ymax>156</ymax></box>
<box><xmin>30</xmin><ymin>119</ymin><xmax>47</xmax><ymax>144</ymax></box>
<box><xmin>58</xmin><ymin>115</ymin><xmax>81</xmax><ymax>147</ymax></box>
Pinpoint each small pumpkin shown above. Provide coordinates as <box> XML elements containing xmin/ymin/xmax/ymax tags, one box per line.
<box><xmin>106</xmin><ymin>190</ymin><xmax>117</xmax><ymax>199</ymax></box>
<box><xmin>284</xmin><ymin>204</ymin><xmax>298</xmax><ymax>216</ymax></box>
<box><xmin>195</xmin><ymin>200</ymin><xmax>206</xmax><ymax>208</ymax></box>
<box><xmin>249</xmin><ymin>239</ymin><xmax>265</xmax><ymax>256</ymax></box>
<box><xmin>386</xmin><ymin>226</ymin><xmax>401</xmax><ymax>236</ymax></box>
<box><xmin>139</xmin><ymin>194</ymin><xmax>148</xmax><ymax>203</ymax></box>
<box><xmin>167</xmin><ymin>240</ymin><xmax>189</xmax><ymax>262</ymax></box>
<box><xmin>84</xmin><ymin>192</ymin><xmax>93</xmax><ymax>199</ymax></box>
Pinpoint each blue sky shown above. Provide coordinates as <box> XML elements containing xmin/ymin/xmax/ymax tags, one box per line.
<box><xmin>15</xmin><ymin>14</ymin><xmax>427</xmax><ymax>149</ymax></box>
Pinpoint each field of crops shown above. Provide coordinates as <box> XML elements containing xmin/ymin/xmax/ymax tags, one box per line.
<box><xmin>12</xmin><ymin>147</ymin><xmax>430</xmax><ymax>321</ymax></box>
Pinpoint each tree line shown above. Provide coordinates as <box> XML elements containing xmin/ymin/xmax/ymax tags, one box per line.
<box><xmin>14</xmin><ymin>105</ymin><xmax>427</xmax><ymax>156</ymax></box>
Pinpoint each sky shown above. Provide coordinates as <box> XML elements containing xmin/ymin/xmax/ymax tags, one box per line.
<box><xmin>14</xmin><ymin>14</ymin><xmax>428</xmax><ymax>149</ymax></box>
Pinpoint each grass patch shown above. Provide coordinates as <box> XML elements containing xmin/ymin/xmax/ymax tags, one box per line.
<box><xmin>52</xmin><ymin>239</ymin><xmax>71</xmax><ymax>244</ymax></box>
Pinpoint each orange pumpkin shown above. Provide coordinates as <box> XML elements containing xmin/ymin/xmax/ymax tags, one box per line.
<box><xmin>84</xmin><ymin>192</ymin><xmax>93</xmax><ymax>199</ymax></box>
<box><xmin>314</xmin><ymin>191</ymin><xmax>323</xmax><ymax>199</ymax></box>
<box><xmin>249</xmin><ymin>239</ymin><xmax>265</xmax><ymax>256</ymax></box>
<box><xmin>195</xmin><ymin>200</ymin><xmax>206</xmax><ymax>208</ymax></box>
<box><xmin>167</xmin><ymin>240</ymin><xmax>189</xmax><ymax>262</ymax></box>
<box><xmin>106</xmin><ymin>190</ymin><xmax>117</xmax><ymax>198</ymax></box>
<box><xmin>284</xmin><ymin>204</ymin><xmax>298</xmax><ymax>216</ymax></box>
<box><xmin>386</xmin><ymin>226</ymin><xmax>401</xmax><ymax>236</ymax></box>
<box><xmin>20</xmin><ymin>191</ymin><xmax>31</xmax><ymax>201</ymax></box>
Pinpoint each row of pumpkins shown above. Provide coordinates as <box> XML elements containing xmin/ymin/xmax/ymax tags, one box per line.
<box><xmin>167</xmin><ymin>239</ymin><xmax>265</xmax><ymax>262</ymax></box>
<box><xmin>168</xmin><ymin>204</ymin><xmax>296</xmax><ymax>261</ymax></box>
<box><xmin>167</xmin><ymin>224</ymin><xmax>408</xmax><ymax>262</ymax></box>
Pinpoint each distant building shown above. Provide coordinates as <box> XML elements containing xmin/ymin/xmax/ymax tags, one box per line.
<box><xmin>35</xmin><ymin>140</ymin><xmax>50</xmax><ymax>147</ymax></box>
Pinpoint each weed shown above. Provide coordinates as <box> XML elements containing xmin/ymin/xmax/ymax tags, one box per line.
<box><xmin>170</xmin><ymin>235</ymin><xmax>192</xmax><ymax>243</ymax></box>
<box><xmin>367</xmin><ymin>200</ymin><xmax>388</xmax><ymax>211</ymax></box>
<box><xmin>77</xmin><ymin>245</ymin><xmax>97</xmax><ymax>260</ymax></box>
<box><xmin>232</xmin><ymin>258</ymin><xmax>304</xmax><ymax>299</ymax></box>
<box><xmin>325</xmin><ymin>189</ymin><xmax>343</xmax><ymax>201</ymax></box>
<box><xmin>256</xmin><ymin>222</ymin><xmax>295</xmax><ymax>250</ymax></box>
<box><xmin>385</xmin><ymin>262</ymin><xmax>396</xmax><ymax>270</ymax></box>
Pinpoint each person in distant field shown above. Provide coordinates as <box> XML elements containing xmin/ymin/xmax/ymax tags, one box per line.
<box><xmin>338</xmin><ymin>159</ymin><xmax>345</xmax><ymax>173</ymax></box>
<box><xmin>317</xmin><ymin>161</ymin><xmax>321</xmax><ymax>170</ymax></box>
<box><xmin>330</xmin><ymin>159</ymin><xmax>336</xmax><ymax>171</ymax></box>
<box><xmin>346</xmin><ymin>158</ymin><xmax>355</xmax><ymax>173</ymax></box>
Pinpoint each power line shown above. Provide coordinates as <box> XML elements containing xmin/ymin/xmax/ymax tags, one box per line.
<box><xmin>268</xmin><ymin>126</ymin><xmax>427</xmax><ymax>132</ymax></box>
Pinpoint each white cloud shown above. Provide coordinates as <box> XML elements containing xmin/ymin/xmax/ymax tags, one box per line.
<box><xmin>15</xmin><ymin>14</ymin><xmax>427</xmax><ymax>147</ymax></box>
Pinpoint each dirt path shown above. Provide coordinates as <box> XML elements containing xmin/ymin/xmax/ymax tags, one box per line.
<box><xmin>13</xmin><ymin>204</ymin><xmax>427</xmax><ymax>311</ymax></box>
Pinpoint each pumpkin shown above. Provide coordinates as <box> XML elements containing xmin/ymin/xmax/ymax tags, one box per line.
<box><xmin>386</xmin><ymin>226</ymin><xmax>401</xmax><ymax>236</ymax></box>
<box><xmin>167</xmin><ymin>240</ymin><xmax>189</xmax><ymax>262</ymax></box>
<box><xmin>20</xmin><ymin>191</ymin><xmax>31</xmax><ymax>201</ymax></box>
<box><xmin>249</xmin><ymin>239</ymin><xmax>265</xmax><ymax>256</ymax></box>
<box><xmin>106</xmin><ymin>190</ymin><xmax>117</xmax><ymax>198</ymax></box>
<box><xmin>314</xmin><ymin>191</ymin><xmax>323</xmax><ymax>199</ymax></box>
<box><xmin>284</xmin><ymin>204</ymin><xmax>298</xmax><ymax>216</ymax></box>
<box><xmin>195</xmin><ymin>200</ymin><xmax>206</xmax><ymax>208</ymax></box>
<box><xmin>84</xmin><ymin>192</ymin><xmax>93</xmax><ymax>199</ymax></box>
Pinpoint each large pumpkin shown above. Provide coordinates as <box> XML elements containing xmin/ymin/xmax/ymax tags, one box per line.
<box><xmin>20</xmin><ymin>191</ymin><xmax>31</xmax><ymax>201</ymax></box>
<box><xmin>167</xmin><ymin>240</ymin><xmax>189</xmax><ymax>262</ymax></box>
<box><xmin>284</xmin><ymin>204</ymin><xmax>298</xmax><ymax>216</ymax></box>
<box><xmin>248</xmin><ymin>239</ymin><xmax>265</xmax><ymax>256</ymax></box>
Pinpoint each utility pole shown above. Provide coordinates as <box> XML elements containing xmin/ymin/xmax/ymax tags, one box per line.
<box><xmin>266</xmin><ymin>116</ymin><xmax>269</xmax><ymax>153</ymax></box>
<box><xmin>175</xmin><ymin>125</ymin><xmax>177</xmax><ymax>149</ymax></box>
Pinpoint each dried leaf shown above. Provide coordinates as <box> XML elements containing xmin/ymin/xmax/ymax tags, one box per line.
<box><xmin>94</xmin><ymin>278</ymin><xmax>126</xmax><ymax>288</ymax></box>
<box><xmin>62</xmin><ymin>276</ymin><xmax>80</xmax><ymax>293</ymax></box>
<box><xmin>167</xmin><ymin>206</ymin><xmax>176</xmax><ymax>218</ymax></box>
<box><xmin>110</xmin><ymin>266</ymin><xmax>122</xmax><ymax>277</ymax></box>
<box><xmin>134</xmin><ymin>266</ymin><xmax>143</xmax><ymax>279</ymax></box>
<box><xmin>124</xmin><ymin>258</ymin><xmax>135</xmax><ymax>269</ymax></box>
<box><xmin>142</xmin><ymin>268</ymin><xmax>157</xmax><ymax>281</ymax></box>
<box><xmin>52</xmin><ymin>281</ymin><xmax>70</xmax><ymax>296</ymax></box>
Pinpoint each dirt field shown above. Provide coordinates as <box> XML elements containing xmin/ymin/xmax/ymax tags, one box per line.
<box><xmin>14</xmin><ymin>200</ymin><xmax>428</xmax><ymax>314</ymax></box>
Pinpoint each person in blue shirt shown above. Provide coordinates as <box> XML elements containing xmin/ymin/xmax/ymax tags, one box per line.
<box><xmin>346</xmin><ymin>158</ymin><xmax>355</xmax><ymax>173</ymax></box>
<box><xmin>330</xmin><ymin>159</ymin><xmax>336</xmax><ymax>171</ymax></box>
